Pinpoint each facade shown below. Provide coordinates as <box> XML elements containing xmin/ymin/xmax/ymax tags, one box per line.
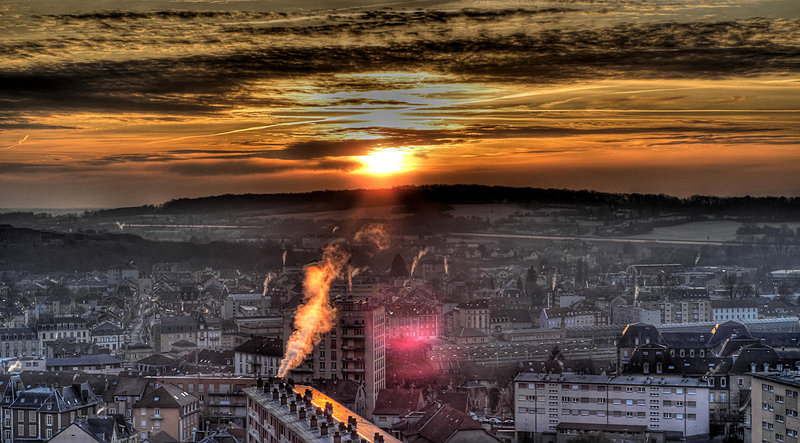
<box><xmin>91</xmin><ymin>321</ymin><xmax>126</xmax><ymax>352</ymax></box>
<box><xmin>539</xmin><ymin>307</ymin><xmax>601</xmax><ymax>329</ymax></box>
<box><xmin>154</xmin><ymin>375</ymin><xmax>257</xmax><ymax>428</ymax></box>
<box><xmin>0</xmin><ymin>327</ymin><xmax>40</xmax><ymax>358</ymax></box>
<box><xmin>514</xmin><ymin>373</ymin><xmax>710</xmax><ymax>443</ymax></box>
<box><xmin>152</xmin><ymin>317</ymin><xmax>196</xmax><ymax>353</ymax></box>
<box><xmin>293</xmin><ymin>298</ymin><xmax>386</xmax><ymax>419</ymax></box>
<box><xmin>36</xmin><ymin>316</ymin><xmax>90</xmax><ymax>349</ymax></box>
<box><xmin>244</xmin><ymin>382</ymin><xmax>399</xmax><ymax>443</ymax></box>
<box><xmin>711</xmin><ymin>300</ymin><xmax>759</xmax><ymax>322</ymax></box>
<box><xmin>385</xmin><ymin>305</ymin><xmax>442</xmax><ymax>339</ymax></box>
<box><xmin>221</xmin><ymin>294</ymin><xmax>270</xmax><ymax>320</ymax></box>
<box><xmin>6</xmin><ymin>382</ymin><xmax>101</xmax><ymax>442</ymax></box>
<box><xmin>657</xmin><ymin>300</ymin><xmax>712</xmax><ymax>324</ymax></box>
<box><xmin>132</xmin><ymin>383</ymin><xmax>200</xmax><ymax>442</ymax></box>
<box><xmin>195</xmin><ymin>314</ymin><xmax>222</xmax><ymax>350</ymax></box>
<box><xmin>750</xmin><ymin>372</ymin><xmax>800</xmax><ymax>443</ymax></box>
<box><xmin>233</xmin><ymin>337</ymin><xmax>283</xmax><ymax>377</ymax></box>
<box><xmin>450</xmin><ymin>299</ymin><xmax>490</xmax><ymax>335</ymax></box>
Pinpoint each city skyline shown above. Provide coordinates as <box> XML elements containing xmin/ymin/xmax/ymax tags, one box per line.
<box><xmin>1</xmin><ymin>0</ymin><xmax>799</xmax><ymax>208</ymax></box>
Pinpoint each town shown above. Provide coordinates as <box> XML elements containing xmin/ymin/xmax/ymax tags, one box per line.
<box><xmin>1</xmin><ymin>190</ymin><xmax>799</xmax><ymax>443</ymax></box>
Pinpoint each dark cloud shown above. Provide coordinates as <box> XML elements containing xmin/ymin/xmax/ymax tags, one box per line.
<box><xmin>0</xmin><ymin>18</ymin><xmax>797</xmax><ymax>115</ymax></box>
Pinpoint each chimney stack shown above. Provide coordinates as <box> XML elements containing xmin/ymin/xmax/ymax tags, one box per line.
<box><xmin>280</xmin><ymin>394</ymin><xmax>287</xmax><ymax>406</ymax></box>
<box><xmin>310</xmin><ymin>414</ymin><xmax>318</xmax><ymax>429</ymax></box>
<box><xmin>333</xmin><ymin>431</ymin><xmax>342</xmax><ymax>443</ymax></box>
<box><xmin>290</xmin><ymin>401</ymin><xmax>296</xmax><ymax>413</ymax></box>
<box><xmin>320</xmin><ymin>422</ymin><xmax>328</xmax><ymax>436</ymax></box>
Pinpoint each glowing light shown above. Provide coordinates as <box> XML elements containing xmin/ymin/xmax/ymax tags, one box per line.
<box><xmin>359</xmin><ymin>149</ymin><xmax>405</xmax><ymax>175</ymax></box>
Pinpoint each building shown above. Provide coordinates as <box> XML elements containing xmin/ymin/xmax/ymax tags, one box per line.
<box><xmin>244</xmin><ymin>381</ymin><xmax>399</xmax><ymax>443</ymax></box>
<box><xmin>0</xmin><ymin>327</ymin><xmax>40</xmax><ymax>358</ymax></box>
<box><xmin>36</xmin><ymin>316</ymin><xmax>90</xmax><ymax>348</ymax></box>
<box><xmin>221</xmin><ymin>294</ymin><xmax>270</xmax><ymax>320</ymax></box>
<box><xmin>196</xmin><ymin>314</ymin><xmax>222</xmax><ymax>350</ymax></box>
<box><xmin>750</xmin><ymin>372</ymin><xmax>800</xmax><ymax>443</ymax></box>
<box><xmin>371</xmin><ymin>388</ymin><xmax>425</xmax><ymax>430</ymax></box>
<box><xmin>46</xmin><ymin>354</ymin><xmax>125</xmax><ymax>374</ymax></box>
<box><xmin>154</xmin><ymin>375</ymin><xmax>257</xmax><ymax>428</ymax></box>
<box><xmin>657</xmin><ymin>300</ymin><xmax>712</xmax><ymax>324</ymax></box>
<box><xmin>286</xmin><ymin>297</ymin><xmax>386</xmax><ymax>419</ymax></box>
<box><xmin>91</xmin><ymin>321</ymin><xmax>126</xmax><ymax>352</ymax></box>
<box><xmin>385</xmin><ymin>305</ymin><xmax>443</xmax><ymax>339</ymax></box>
<box><xmin>513</xmin><ymin>373</ymin><xmax>710</xmax><ymax>443</ymax></box>
<box><xmin>450</xmin><ymin>300</ymin><xmax>490</xmax><ymax>335</ymax></box>
<box><xmin>390</xmin><ymin>403</ymin><xmax>500</xmax><ymax>443</ymax></box>
<box><xmin>539</xmin><ymin>307</ymin><xmax>604</xmax><ymax>329</ymax></box>
<box><xmin>152</xmin><ymin>317</ymin><xmax>197</xmax><ymax>353</ymax></box>
<box><xmin>233</xmin><ymin>337</ymin><xmax>283</xmax><ymax>377</ymax></box>
<box><xmin>711</xmin><ymin>299</ymin><xmax>760</xmax><ymax>322</ymax></box>
<box><xmin>107</xmin><ymin>265</ymin><xmax>140</xmax><ymax>287</ymax></box>
<box><xmin>132</xmin><ymin>383</ymin><xmax>200</xmax><ymax>442</ymax></box>
<box><xmin>49</xmin><ymin>414</ymin><xmax>137</xmax><ymax>443</ymax></box>
<box><xmin>7</xmin><ymin>382</ymin><xmax>101</xmax><ymax>441</ymax></box>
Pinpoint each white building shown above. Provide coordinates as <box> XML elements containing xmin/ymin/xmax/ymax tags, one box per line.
<box><xmin>514</xmin><ymin>373</ymin><xmax>710</xmax><ymax>443</ymax></box>
<box><xmin>711</xmin><ymin>299</ymin><xmax>759</xmax><ymax>322</ymax></box>
<box><xmin>233</xmin><ymin>336</ymin><xmax>283</xmax><ymax>376</ymax></box>
<box><xmin>90</xmin><ymin>320</ymin><xmax>125</xmax><ymax>351</ymax></box>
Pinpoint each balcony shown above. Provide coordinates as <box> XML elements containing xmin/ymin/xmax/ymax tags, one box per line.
<box><xmin>341</xmin><ymin>367</ymin><xmax>365</xmax><ymax>373</ymax></box>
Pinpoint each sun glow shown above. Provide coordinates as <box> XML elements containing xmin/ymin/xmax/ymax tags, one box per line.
<box><xmin>359</xmin><ymin>149</ymin><xmax>405</xmax><ymax>174</ymax></box>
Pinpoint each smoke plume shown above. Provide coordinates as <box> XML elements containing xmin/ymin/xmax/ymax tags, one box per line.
<box><xmin>277</xmin><ymin>242</ymin><xmax>349</xmax><ymax>377</ymax></box>
<box><xmin>354</xmin><ymin>223</ymin><xmax>389</xmax><ymax>251</ymax></box>
<box><xmin>282</xmin><ymin>250</ymin><xmax>288</xmax><ymax>268</ymax></box>
<box><xmin>443</xmin><ymin>256</ymin><xmax>449</xmax><ymax>276</ymax></box>
<box><xmin>262</xmin><ymin>272</ymin><xmax>276</xmax><ymax>296</ymax></box>
<box><xmin>409</xmin><ymin>247</ymin><xmax>431</xmax><ymax>279</ymax></box>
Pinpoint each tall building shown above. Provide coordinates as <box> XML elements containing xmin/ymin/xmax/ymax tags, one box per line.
<box><xmin>287</xmin><ymin>297</ymin><xmax>386</xmax><ymax>419</ymax></box>
<box><xmin>750</xmin><ymin>372</ymin><xmax>800</xmax><ymax>443</ymax></box>
<box><xmin>514</xmin><ymin>373</ymin><xmax>710</xmax><ymax>443</ymax></box>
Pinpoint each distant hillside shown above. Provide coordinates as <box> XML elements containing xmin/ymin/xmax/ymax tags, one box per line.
<box><xmin>86</xmin><ymin>185</ymin><xmax>800</xmax><ymax>219</ymax></box>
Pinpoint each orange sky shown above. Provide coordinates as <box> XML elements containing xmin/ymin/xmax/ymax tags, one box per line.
<box><xmin>0</xmin><ymin>1</ymin><xmax>798</xmax><ymax>207</ymax></box>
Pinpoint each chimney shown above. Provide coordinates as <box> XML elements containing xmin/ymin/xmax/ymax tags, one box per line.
<box><xmin>272</xmin><ymin>388</ymin><xmax>279</xmax><ymax>400</ymax></box>
<box><xmin>333</xmin><ymin>431</ymin><xmax>342</xmax><ymax>443</ymax></box>
<box><xmin>305</xmin><ymin>388</ymin><xmax>312</xmax><ymax>400</ymax></box>
<box><xmin>320</xmin><ymin>422</ymin><xmax>329</xmax><ymax>436</ymax></box>
<box><xmin>326</xmin><ymin>413</ymin><xmax>334</xmax><ymax>424</ymax></box>
<box><xmin>325</xmin><ymin>402</ymin><xmax>333</xmax><ymax>413</ymax></box>
<box><xmin>290</xmin><ymin>401</ymin><xmax>296</xmax><ymax>413</ymax></box>
<box><xmin>374</xmin><ymin>433</ymin><xmax>381</xmax><ymax>443</ymax></box>
<box><xmin>299</xmin><ymin>407</ymin><xmax>306</xmax><ymax>420</ymax></box>
<box><xmin>350</xmin><ymin>428</ymin><xmax>359</xmax><ymax>440</ymax></box>
<box><xmin>280</xmin><ymin>394</ymin><xmax>287</xmax><ymax>406</ymax></box>
<box><xmin>310</xmin><ymin>415</ymin><xmax>318</xmax><ymax>429</ymax></box>
<box><xmin>256</xmin><ymin>376</ymin><xmax>263</xmax><ymax>390</ymax></box>
<box><xmin>338</xmin><ymin>422</ymin><xmax>346</xmax><ymax>433</ymax></box>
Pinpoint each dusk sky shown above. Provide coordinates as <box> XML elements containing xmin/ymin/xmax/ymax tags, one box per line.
<box><xmin>1</xmin><ymin>0</ymin><xmax>799</xmax><ymax>208</ymax></box>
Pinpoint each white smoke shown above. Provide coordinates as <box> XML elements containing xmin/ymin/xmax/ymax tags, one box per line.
<box><xmin>115</xmin><ymin>221</ymin><xmax>126</xmax><ymax>231</ymax></box>
<box><xmin>282</xmin><ymin>250</ymin><xmax>288</xmax><ymax>268</ymax></box>
<box><xmin>262</xmin><ymin>272</ymin><xmax>276</xmax><ymax>296</ymax></box>
<box><xmin>6</xmin><ymin>361</ymin><xmax>22</xmax><ymax>373</ymax></box>
<box><xmin>443</xmin><ymin>256</ymin><xmax>449</xmax><ymax>276</ymax></box>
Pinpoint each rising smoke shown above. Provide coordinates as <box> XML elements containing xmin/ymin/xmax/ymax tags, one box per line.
<box><xmin>262</xmin><ymin>272</ymin><xmax>276</xmax><ymax>296</ymax></box>
<box><xmin>409</xmin><ymin>247</ymin><xmax>431</xmax><ymax>279</ymax></box>
<box><xmin>277</xmin><ymin>242</ymin><xmax>349</xmax><ymax>377</ymax></box>
<box><xmin>353</xmin><ymin>223</ymin><xmax>389</xmax><ymax>251</ymax></box>
<box><xmin>443</xmin><ymin>256</ymin><xmax>449</xmax><ymax>276</ymax></box>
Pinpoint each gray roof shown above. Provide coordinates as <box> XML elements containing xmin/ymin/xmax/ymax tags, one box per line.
<box><xmin>47</xmin><ymin>354</ymin><xmax>123</xmax><ymax>367</ymax></box>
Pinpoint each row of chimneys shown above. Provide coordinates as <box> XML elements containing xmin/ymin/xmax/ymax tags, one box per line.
<box><xmin>257</xmin><ymin>379</ymin><xmax>385</xmax><ymax>442</ymax></box>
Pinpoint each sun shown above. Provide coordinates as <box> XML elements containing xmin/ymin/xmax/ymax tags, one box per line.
<box><xmin>359</xmin><ymin>149</ymin><xmax>406</xmax><ymax>174</ymax></box>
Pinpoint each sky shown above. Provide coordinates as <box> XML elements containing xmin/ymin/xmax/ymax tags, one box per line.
<box><xmin>0</xmin><ymin>0</ymin><xmax>799</xmax><ymax>208</ymax></box>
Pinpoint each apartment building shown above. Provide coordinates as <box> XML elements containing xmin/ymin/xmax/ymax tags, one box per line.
<box><xmin>751</xmin><ymin>372</ymin><xmax>800</xmax><ymax>443</ymax></box>
<box><xmin>154</xmin><ymin>375</ymin><xmax>257</xmax><ymax>428</ymax></box>
<box><xmin>36</xmin><ymin>316</ymin><xmax>90</xmax><ymax>349</ymax></box>
<box><xmin>658</xmin><ymin>300</ymin><xmax>712</xmax><ymax>324</ymax></box>
<box><xmin>90</xmin><ymin>321</ymin><xmax>126</xmax><ymax>352</ymax></box>
<box><xmin>0</xmin><ymin>327</ymin><xmax>40</xmax><ymax>358</ymax></box>
<box><xmin>132</xmin><ymin>383</ymin><xmax>199</xmax><ymax>442</ymax></box>
<box><xmin>514</xmin><ymin>373</ymin><xmax>710</xmax><ymax>443</ymax></box>
<box><xmin>287</xmin><ymin>297</ymin><xmax>386</xmax><ymax>419</ymax></box>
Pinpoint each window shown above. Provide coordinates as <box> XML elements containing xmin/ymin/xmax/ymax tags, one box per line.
<box><xmin>663</xmin><ymin>413</ymin><xmax>672</xmax><ymax>419</ymax></box>
<box><xmin>140</xmin><ymin>408</ymin><xmax>146</xmax><ymax>416</ymax></box>
<box><xmin>141</xmin><ymin>419</ymin><xmax>146</xmax><ymax>428</ymax></box>
<box><xmin>45</xmin><ymin>429</ymin><xmax>52</xmax><ymax>439</ymax></box>
<box><xmin>154</xmin><ymin>408</ymin><xmax>160</xmax><ymax>416</ymax></box>
<box><xmin>763</xmin><ymin>422</ymin><xmax>774</xmax><ymax>430</ymax></box>
<box><xmin>777</xmin><ymin>415</ymin><xmax>785</xmax><ymax>423</ymax></box>
<box><xmin>721</xmin><ymin>378</ymin><xmax>727</xmax><ymax>388</ymax></box>
<box><xmin>46</xmin><ymin>415</ymin><xmax>52</xmax><ymax>426</ymax></box>
<box><xmin>788</xmin><ymin>429</ymin><xmax>798</xmax><ymax>438</ymax></box>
